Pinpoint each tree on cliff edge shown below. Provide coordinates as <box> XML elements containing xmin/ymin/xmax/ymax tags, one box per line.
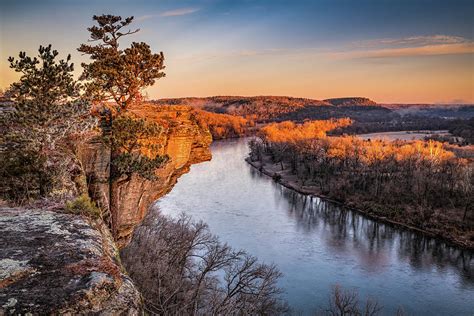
<box><xmin>1</xmin><ymin>45</ymin><xmax>94</xmax><ymax>201</ymax></box>
<box><xmin>78</xmin><ymin>15</ymin><xmax>166</xmax><ymax>111</ymax></box>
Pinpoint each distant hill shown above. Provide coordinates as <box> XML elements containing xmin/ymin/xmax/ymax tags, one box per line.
<box><xmin>324</xmin><ymin>97</ymin><xmax>377</xmax><ymax>106</ymax></box>
<box><xmin>382</xmin><ymin>104</ymin><xmax>474</xmax><ymax>119</ymax></box>
<box><xmin>153</xmin><ymin>96</ymin><xmax>391</xmax><ymax>123</ymax></box>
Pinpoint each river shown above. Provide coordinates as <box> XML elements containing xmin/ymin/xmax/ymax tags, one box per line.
<box><xmin>156</xmin><ymin>138</ymin><xmax>474</xmax><ymax>315</ymax></box>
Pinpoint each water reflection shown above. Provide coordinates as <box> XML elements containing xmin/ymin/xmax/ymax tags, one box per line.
<box><xmin>157</xmin><ymin>138</ymin><xmax>474</xmax><ymax>314</ymax></box>
<box><xmin>277</xmin><ymin>187</ymin><xmax>473</xmax><ymax>286</ymax></box>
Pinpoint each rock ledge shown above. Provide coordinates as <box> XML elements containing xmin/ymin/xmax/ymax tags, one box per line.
<box><xmin>0</xmin><ymin>207</ymin><xmax>142</xmax><ymax>315</ymax></box>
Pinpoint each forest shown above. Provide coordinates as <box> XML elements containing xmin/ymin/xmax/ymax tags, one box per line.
<box><xmin>249</xmin><ymin>119</ymin><xmax>474</xmax><ymax>247</ymax></box>
<box><xmin>192</xmin><ymin>109</ymin><xmax>253</xmax><ymax>139</ymax></box>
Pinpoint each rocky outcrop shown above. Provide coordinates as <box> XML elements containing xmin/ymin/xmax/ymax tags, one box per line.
<box><xmin>0</xmin><ymin>207</ymin><xmax>142</xmax><ymax>315</ymax></box>
<box><xmin>80</xmin><ymin>104</ymin><xmax>212</xmax><ymax>248</ymax></box>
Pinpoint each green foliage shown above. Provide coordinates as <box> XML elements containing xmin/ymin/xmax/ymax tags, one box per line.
<box><xmin>1</xmin><ymin>45</ymin><xmax>94</xmax><ymax>202</ymax></box>
<box><xmin>8</xmin><ymin>44</ymin><xmax>78</xmax><ymax>106</ymax></box>
<box><xmin>5</xmin><ymin>45</ymin><xmax>91</xmax><ymax>146</ymax></box>
<box><xmin>78</xmin><ymin>15</ymin><xmax>165</xmax><ymax>110</ymax></box>
<box><xmin>105</xmin><ymin>114</ymin><xmax>169</xmax><ymax>180</ymax></box>
<box><xmin>65</xmin><ymin>194</ymin><xmax>101</xmax><ymax>219</ymax></box>
<box><xmin>106</xmin><ymin>114</ymin><xmax>163</xmax><ymax>153</ymax></box>
<box><xmin>0</xmin><ymin>148</ymin><xmax>50</xmax><ymax>202</ymax></box>
<box><xmin>112</xmin><ymin>152</ymin><xmax>169</xmax><ymax>180</ymax></box>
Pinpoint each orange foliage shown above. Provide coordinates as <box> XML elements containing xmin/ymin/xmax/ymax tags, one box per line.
<box><xmin>325</xmin><ymin>137</ymin><xmax>454</xmax><ymax>165</ymax></box>
<box><xmin>260</xmin><ymin>118</ymin><xmax>453</xmax><ymax>164</ymax></box>
<box><xmin>261</xmin><ymin>118</ymin><xmax>352</xmax><ymax>143</ymax></box>
<box><xmin>193</xmin><ymin>109</ymin><xmax>251</xmax><ymax>139</ymax></box>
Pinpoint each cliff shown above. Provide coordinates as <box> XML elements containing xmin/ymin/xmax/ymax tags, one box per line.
<box><xmin>0</xmin><ymin>103</ymin><xmax>212</xmax><ymax>314</ymax></box>
<box><xmin>0</xmin><ymin>207</ymin><xmax>142</xmax><ymax>314</ymax></box>
<box><xmin>79</xmin><ymin>103</ymin><xmax>212</xmax><ymax>248</ymax></box>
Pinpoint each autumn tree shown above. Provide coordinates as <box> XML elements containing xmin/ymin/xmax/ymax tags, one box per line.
<box><xmin>192</xmin><ymin>109</ymin><xmax>250</xmax><ymax>140</ymax></box>
<box><xmin>0</xmin><ymin>45</ymin><xmax>94</xmax><ymax>201</ymax></box>
<box><xmin>78</xmin><ymin>14</ymin><xmax>165</xmax><ymax>111</ymax></box>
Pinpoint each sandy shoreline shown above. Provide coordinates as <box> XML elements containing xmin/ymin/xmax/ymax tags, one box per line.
<box><xmin>245</xmin><ymin>156</ymin><xmax>473</xmax><ymax>250</ymax></box>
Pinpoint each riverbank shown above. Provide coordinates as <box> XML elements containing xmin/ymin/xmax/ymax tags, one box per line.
<box><xmin>246</xmin><ymin>155</ymin><xmax>474</xmax><ymax>250</ymax></box>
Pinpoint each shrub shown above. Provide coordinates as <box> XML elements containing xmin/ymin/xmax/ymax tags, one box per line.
<box><xmin>65</xmin><ymin>194</ymin><xmax>101</xmax><ymax>219</ymax></box>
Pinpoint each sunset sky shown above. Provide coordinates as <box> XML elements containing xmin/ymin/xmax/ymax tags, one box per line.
<box><xmin>1</xmin><ymin>0</ymin><xmax>473</xmax><ymax>103</ymax></box>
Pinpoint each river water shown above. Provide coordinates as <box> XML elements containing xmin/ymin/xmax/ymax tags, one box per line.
<box><xmin>156</xmin><ymin>138</ymin><xmax>474</xmax><ymax>315</ymax></box>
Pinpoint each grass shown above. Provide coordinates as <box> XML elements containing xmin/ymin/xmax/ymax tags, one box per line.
<box><xmin>65</xmin><ymin>194</ymin><xmax>101</xmax><ymax>219</ymax></box>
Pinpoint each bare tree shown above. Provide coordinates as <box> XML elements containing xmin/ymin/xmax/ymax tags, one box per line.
<box><xmin>121</xmin><ymin>212</ymin><xmax>287</xmax><ymax>315</ymax></box>
<box><xmin>324</xmin><ymin>285</ymin><xmax>382</xmax><ymax>316</ymax></box>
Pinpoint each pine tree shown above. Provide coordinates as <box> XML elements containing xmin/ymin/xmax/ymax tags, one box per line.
<box><xmin>1</xmin><ymin>45</ymin><xmax>94</xmax><ymax>201</ymax></box>
<box><xmin>78</xmin><ymin>15</ymin><xmax>166</xmax><ymax>111</ymax></box>
<box><xmin>6</xmin><ymin>45</ymin><xmax>92</xmax><ymax>149</ymax></box>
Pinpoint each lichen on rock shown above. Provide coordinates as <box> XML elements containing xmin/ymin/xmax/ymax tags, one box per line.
<box><xmin>0</xmin><ymin>208</ymin><xmax>142</xmax><ymax>315</ymax></box>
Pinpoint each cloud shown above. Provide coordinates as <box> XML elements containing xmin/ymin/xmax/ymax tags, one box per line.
<box><xmin>160</xmin><ymin>8</ymin><xmax>200</xmax><ymax>17</ymax></box>
<box><xmin>172</xmin><ymin>34</ymin><xmax>474</xmax><ymax>64</ymax></box>
<box><xmin>331</xmin><ymin>35</ymin><xmax>474</xmax><ymax>59</ymax></box>
<box><xmin>135</xmin><ymin>7</ymin><xmax>199</xmax><ymax>22</ymax></box>
<box><xmin>352</xmin><ymin>35</ymin><xmax>467</xmax><ymax>48</ymax></box>
<box><xmin>135</xmin><ymin>15</ymin><xmax>156</xmax><ymax>22</ymax></box>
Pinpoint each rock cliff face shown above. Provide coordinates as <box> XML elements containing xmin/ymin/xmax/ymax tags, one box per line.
<box><xmin>79</xmin><ymin>104</ymin><xmax>212</xmax><ymax>248</ymax></box>
<box><xmin>0</xmin><ymin>207</ymin><xmax>142</xmax><ymax>315</ymax></box>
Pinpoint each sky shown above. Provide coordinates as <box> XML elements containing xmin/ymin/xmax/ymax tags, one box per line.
<box><xmin>1</xmin><ymin>0</ymin><xmax>473</xmax><ymax>103</ymax></box>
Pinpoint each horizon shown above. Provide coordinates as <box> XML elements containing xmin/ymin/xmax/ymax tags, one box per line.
<box><xmin>152</xmin><ymin>94</ymin><xmax>474</xmax><ymax>105</ymax></box>
<box><xmin>1</xmin><ymin>0</ymin><xmax>473</xmax><ymax>103</ymax></box>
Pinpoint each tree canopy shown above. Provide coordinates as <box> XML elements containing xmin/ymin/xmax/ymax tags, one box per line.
<box><xmin>78</xmin><ymin>15</ymin><xmax>166</xmax><ymax>111</ymax></box>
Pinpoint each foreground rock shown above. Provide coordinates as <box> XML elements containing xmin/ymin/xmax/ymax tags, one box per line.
<box><xmin>0</xmin><ymin>207</ymin><xmax>142</xmax><ymax>315</ymax></box>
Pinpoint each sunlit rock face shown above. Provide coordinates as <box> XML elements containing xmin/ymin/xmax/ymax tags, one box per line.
<box><xmin>81</xmin><ymin>104</ymin><xmax>212</xmax><ymax>248</ymax></box>
<box><xmin>0</xmin><ymin>208</ymin><xmax>142</xmax><ymax>315</ymax></box>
